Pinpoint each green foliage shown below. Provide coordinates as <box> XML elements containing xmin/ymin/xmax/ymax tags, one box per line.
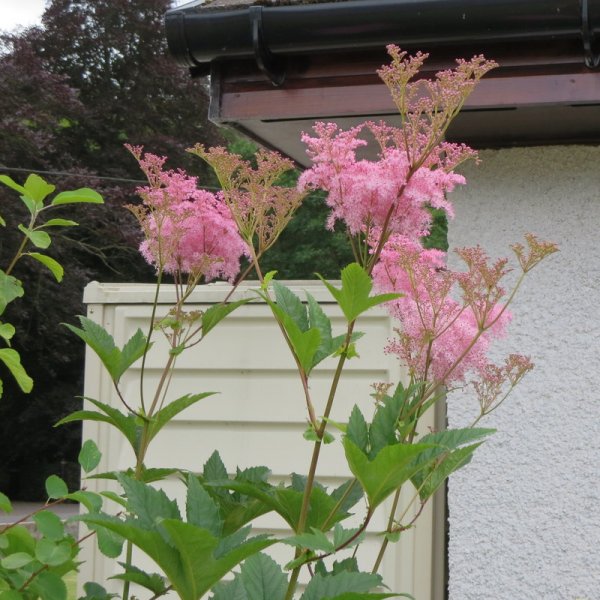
<box><xmin>319</xmin><ymin>264</ymin><xmax>401</xmax><ymax>323</ymax></box>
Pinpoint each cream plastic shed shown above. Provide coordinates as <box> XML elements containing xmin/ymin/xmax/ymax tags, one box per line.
<box><xmin>77</xmin><ymin>280</ymin><xmax>445</xmax><ymax>598</ymax></box>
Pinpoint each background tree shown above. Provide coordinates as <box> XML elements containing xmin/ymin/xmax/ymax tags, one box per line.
<box><xmin>0</xmin><ymin>0</ymin><xmax>223</xmax><ymax>499</ymax></box>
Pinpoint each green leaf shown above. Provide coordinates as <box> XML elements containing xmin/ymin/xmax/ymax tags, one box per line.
<box><xmin>330</xmin><ymin>479</ymin><xmax>363</xmax><ymax>514</ymax></box>
<box><xmin>40</xmin><ymin>219</ymin><xmax>78</xmax><ymax>227</ymax></box>
<box><xmin>325</xmin><ymin>594</ymin><xmax>411</xmax><ymax>600</ymax></box>
<box><xmin>301</xmin><ymin>572</ymin><xmax>382</xmax><ymax>600</ymax></box>
<box><xmin>33</xmin><ymin>511</ymin><xmax>64</xmax><ymax>541</ymax></box>
<box><xmin>17</xmin><ymin>224</ymin><xmax>51</xmax><ymax>249</ymax></box>
<box><xmin>31</xmin><ymin>570</ymin><xmax>68</xmax><ymax>600</ymax></box>
<box><xmin>79</xmin><ymin>582</ymin><xmax>114</xmax><ymax>600</ymax></box>
<box><xmin>347</xmin><ymin>406</ymin><xmax>369</xmax><ymax>454</ymax></box>
<box><xmin>319</xmin><ymin>264</ymin><xmax>401</xmax><ymax>322</ymax></box>
<box><xmin>261</xmin><ymin>270</ymin><xmax>277</xmax><ymax>290</ymax></box>
<box><xmin>24</xmin><ymin>174</ymin><xmax>55</xmax><ymax>204</ymax></box>
<box><xmin>210</xmin><ymin>577</ymin><xmax>248</xmax><ymax>600</ymax></box>
<box><xmin>240</xmin><ymin>552</ymin><xmax>288</xmax><ymax>600</ymax></box>
<box><xmin>273</xmin><ymin>281</ymin><xmax>309</xmax><ymax>331</ymax></box>
<box><xmin>117</xmin><ymin>328</ymin><xmax>149</xmax><ymax>380</ymax></box>
<box><xmin>186</xmin><ymin>474</ymin><xmax>223</xmax><ymax>537</ymax></box>
<box><xmin>45</xmin><ymin>475</ymin><xmax>68</xmax><ymax>499</ymax></box>
<box><xmin>50</xmin><ymin>188</ymin><xmax>103</xmax><ymax>206</ymax></box>
<box><xmin>79</xmin><ymin>439</ymin><xmax>102</xmax><ymax>473</ymax></box>
<box><xmin>203</xmin><ymin>451</ymin><xmax>228</xmax><ymax>483</ymax></box>
<box><xmin>88</xmin><ymin>523</ymin><xmax>124</xmax><ymax>559</ymax></box>
<box><xmin>0</xmin><ymin>491</ymin><xmax>12</xmax><ymax>513</ymax></box>
<box><xmin>148</xmin><ymin>392</ymin><xmax>215</xmax><ymax>443</ymax></box>
<box><xmin>56</xmin><ymin>397</ymin><xmax>139</xmax><ymax>455</ymax></box>
<box><xmin>0</xmin><ymin>590</ymin><xmax>25</xmax><ymax>600</ymax></box>
<box><xmin>0</xmin><ymin>271</ymin><xmax>24</xmax><ymax>316</ymax></box>
<box><xmin>306</xmin><ymin>292</ymin><xmax>336</xmax><ymax>367</ymax></box>
<box><xmin>303</xmin><ymin>426</ymin><xmax>335</xmax><ymax>444</ymax></box>
<box><xmin>202</xmin><ymin>299</ymin><xmax>252</xmax><ymax>338</ymax></box>
<box><xmin>1</xmin><ymin>552</ymin><xmax>34</xmax><ymax>569</ymax></box>
<box><xmin>118</xmin><ymin>475</ymin><xmax>181</xmax><ymax>530</ymax></box>
<box><xmin>35</xmin><ymin>539</ymin><xmax>72</xmax><ymax>566</ymax></box>
<box><xmin>65</xmin><ymin>490</ymin><xmax>103</xmax><ymax>513</ymax></box>
<box><xmin>26</xmin><ymin>253</ymin><xmax>64</xmax><ymax>282</ymax></box>
<box><xmin>0</xmin><ymin>323</ymin><xmax>15</xmax><ymax>343</ymax></box>
<box><xmin>0</xmin><ymin>175</ymin><xmax>26</xmax><ymax>195</ymax></box>
<box><xmin>343</xmin><ymin>439</ymin><xmax>436</xmax><ymax>509</ymax></box>
<box><xmin>110</xmin><ymin>564</ymin><xmax>167</xmax><ymax>595</ymax></box>
<box><xmin>0</xmin><ymin>349</ymin><xmax>32</xmax><ymax>393</ymax></box>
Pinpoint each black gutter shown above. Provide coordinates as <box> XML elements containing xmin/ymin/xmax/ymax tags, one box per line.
<box><xmin>166</xmin><ymin>0</ymin><xmax>600</xmax><ymax>83</ymax></box>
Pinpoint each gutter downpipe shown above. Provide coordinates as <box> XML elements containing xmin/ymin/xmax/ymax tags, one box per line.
<box><xmin>165</xmin><ymin>0</ymin><xmax>600</xmax><ymax>85</ymax></box>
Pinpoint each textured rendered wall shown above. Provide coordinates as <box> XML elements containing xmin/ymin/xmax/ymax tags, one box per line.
<box><xmin>447</xmin><ymin>146</ymin><xmax>600</xmax><ymax>600</ymax></box>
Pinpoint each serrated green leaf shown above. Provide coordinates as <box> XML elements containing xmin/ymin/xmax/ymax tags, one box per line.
<box><xmin>343</xmin><ymin>439</ymin><xmax>436</xmax><ymax>509</ymax></box>
<box><xmin>35</xmin><ymin>539</ymin><xmax>72</xmax><ymax>566</ymax></box>
<box><xmin>118</xmin><ymin>328</ymin><xmax>148</xmax><ymax>379</ymax></box>
<box><xmin>347</xmin><ymin>406</ymin><xmax>369</xmax><ymax>453</ymax></box>
<box><xmin>148</xmin><ymin>392</ymin><xmax>215</xmax><ymax>443</ymax></box>
<box><xmin>210</xmin><ymin>577</ymin><xmax>248</xmax><ymax>600</ymax></box>
<box><xmin>80</xmin><ymin>581</ymin><xmax>113</xmax><ymax>600</ymax></box>
<box><xmin>50</xmin><ymin>188</ymin><xmax>103</xmax><ymax>206</ymax></box>
<box><xmin>110</xmin><ymin>564</ymin><xmax>167</xmax><ymax>595</ymax></box>
<box><xmin>33</xmin><ymin>511</ymin><xmax>64</xmax><ymax>541</ymax></box>
<box><xmin>118</xmin><ymin>475</ymin><xmax>180</xmax><ymax>530</ymax></box>
<box><xmin>283</xmin><ymin>527</ymin><xmax>334</xmax><ymax>553</ymax></box>
<box><xmin>26</xmin><ymin>253</ymin><xmax>64</xmax><ymax>282</ymax></box>
<box><xmin>0</xmin><ymin>491</ymin><xmax>12</xmax><ymax>513</ymax></box>
<box><xmin>24</xmin><ymin>174</ymin><xmax>55</xmax><ymax>204</ymax></box>
<box><xmin>202</xmin><ymin>299</ymin><xmax>252</xmax><ymax>338</ymax></box>
<box><xmin>0</xmin><ymin>271</ymin><xmax>24</xmax><ymax>316</ymax></box>
<box><xmin>45</xmin><ymin>475</ymin><xmax>68</xmax><ymax>499</ymax></box>
<box><xmin>306</xmin><ymin>292</ymin><xmax>335</xmax><ymax>367</ymax></box>
<box><xmin>0</xmin><ymin>323</ymin><xmax>15</xmax><ymax>343</ymax></box>
<box><xmin>0</xmin><ymin>349</ymin><xmax>32</xmax><ymax>393</ymax></box>
<box><xmin>79</xmin><ymin>439</ymin><xmax>102</xmax><ymax>473</ymax></box>
<box><xmin>17</xmin><ymin>224</ymin><xmax>51</xmax><ymax>249</ymax></box>
<box><xmin>330</xmin><ymin>479</ymin><xmax>363</xmax><ymax>514</ymax></box>
<box><xmin>99</xmin><ymin>491</ymin><xmax>127</xmax><ymax>508</ymax></box>
<box><xmin>301</xmin><ymin>571</ymin><xmax>382</xmax><ymax>600</ymax></box>
<box><xmin>273</xmin><ymin>281</ymin><xmax>309</xmax><ymax>331</ymax></box>
<box><xmin>240</xmin><ymin>552</ymin><xmax>288</xmax><ymax>600</ymax></box>
<box><xmin>56</xmin><ymin>397</ymin><xmax>139</xmax><ymax>456</ymax></box>
<box><xmin>203</xmin><ymin>451</ymin><xmax>228</xmax><ymax>482</ymax></box>
<box><xmin>41</xmin><ymin>218</ymin><xmax>78</xmax><ymax>227</ymax></box>
<box><xmin>319</xmin><ymin>264</ymin><xmax>401</xmax><ymax>323</ymax></box>
<box><xmin>186</xmin><ymin>474</ymin><xmax>222</xmax><ymax>536</ymax></box>
<box><xmin>0</xmin><ymin>174</ymin><xmax>26</xmax><ymax>195</ymax></box>
<box><xmin>1</xmin><ymin>552</ymin><xmax>34</xmax><ymax>569</ymax></box>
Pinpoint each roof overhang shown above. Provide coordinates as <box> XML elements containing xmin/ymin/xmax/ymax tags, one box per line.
<box><xmin>166</xmin><ymin>0</ymin><xmax>600</xmax><ymax>164</ymax></box>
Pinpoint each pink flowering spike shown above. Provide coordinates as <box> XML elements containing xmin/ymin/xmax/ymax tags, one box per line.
<box><xmin>128</xmin><ymin>147</ymin><xmax>249</xmax><ymax>282</ymax></box>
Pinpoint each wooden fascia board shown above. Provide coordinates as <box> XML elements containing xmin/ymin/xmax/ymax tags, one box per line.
<box><xmin>215</xmin><ymin>71</ymin><xmax>600</xmax><ymax>122</ymax></box>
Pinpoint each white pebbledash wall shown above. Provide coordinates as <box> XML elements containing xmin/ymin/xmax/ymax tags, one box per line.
<box><xmin>446</xmin><ymin>146</ymin><xmax>600</xmax><ymax>600</ymax></box>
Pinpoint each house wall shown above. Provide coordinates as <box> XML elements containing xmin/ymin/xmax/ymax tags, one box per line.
<box><xmin>447</xmin><ymin>146</ymin><xmax>600</xmax><ymax>600</ymax></box>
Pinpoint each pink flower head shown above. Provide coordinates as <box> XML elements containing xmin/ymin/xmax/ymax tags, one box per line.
<box><xmin>128</xmin><ymin>146</ymin><xmax>249</xmax><ymax>281</ymax></box>
<box><xmin>373</xmin><ymin>235</ymin><xmax>512</xmax><ymax>385</ymax></box>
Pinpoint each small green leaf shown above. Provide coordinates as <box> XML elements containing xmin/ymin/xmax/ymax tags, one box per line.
<box><xmin>273</xmin><ymin>281</ymin><xmax>308</xmax><ymax>331</ymax></box>
<box><xmin>202</xmin><ymin>299</ymin><xmax>252</xmax><ymax>338</ymax></box>
<box><xmin>32</xmin><ymin>571</ymin><xmax>68</xmax><ymax>600</ymax></box>
<box><xmin>65</xmin><ymin>490</ymin><xmax>103</xmax><ymax>513</ymax></box>
<box><xmin>0</xmin><ymin>591</ymin><xmax>25</xmax><ymax>600</ymax></box>
<box><xmin>45</xmin><ymin>475</ymin><xmax>68</xmax><ymax>499</ymax></box>
<box><xmin>0</xmin><ymin>271</ymin><xmax>24</xmax><ymax>316</ymax></box>
<box><xmin>0</xmin><ymin>174</ymin><xmax>26</xmax><ymax>195</ymax></box>
<box><xmin>262</xmin><ymin>270</ymin><xmax>277</xmax><ymax>290</ymax></box>
<box><xmin>0</xmin><ymin>349</ymin><xmax>33</xmax><ymax>393</ymax></box>
<box><xmin>283</xmin><ymin>527</ymin><xmax>334</xmax><ymax>553</ymax></box>
<box><xmin>0</xmin><ymin>491</ymin><xmax>12</xmax><ymax>513</ymax></box>
<box><xmin>79</xmin><ymin>439</ymin><xmax>102</xmax><ymax>473</ymax></box>
<box><xmin>1</xmin><ymin>552</ymin><xmax>34</xmax><ymax>569</ymax></box>
<box><xmin>203</xmin><ymin>450</ymin><xmax>228</xmax><ymax>482</ymax></box>
<box><xmin>33</xmin><ymin>511</ymin><xmax>65</xmax><ymax>541</ymax></box>
<box><xmin>50</xmin><ymin>188</ymin><xmax>103</xmax><ymax>206</ymax></box>
<box><xmin>24</xmin><ymin>173</ymin><xmax>55</xmax><ymax>204</ymax></box>
<box><xmin>17</xmin><ymin>224</ymin><xmax>51</xmax><ymax>249</ymax></box>
<box><xmin>344</xmin><ymin>439</ymin><xmax>436</xmax><ymax>509</ymax></box>
<box><xmin>35</xmin><ymin>539</ymin><xmax>72</xmax><ymax>566</ymax></box>
<box><xmin>303</xmin><ymin>427</ymin><xmax>335</xmax><ymax>444</ymax></box>
<box><xmin>347</xmin><ymin>406</ymin><xmax>369</xmax><ymax>453</ymax></box>
<box><xmin>301</xmin><ymin>571</ymin><xmax>383</xmax><ymax>600</ymax></box>
<box><xmin>185</xmin><ymin>473</ymin><xmax>223</xmax><ymax>536</ymax></box>
<box><xmin>0</xmin><ymin>323</ymin><xmax>15</xmax><ymax>343</ymax></box>
<box><xmin>26</xmin><ymin>253</ymin><xmax>64</xmax><ymax>282</ymax></box>
<box><xmin>41</xmin><ymin>218</ymin><xmax>78</xmax><ymax>227</ymax></box>
<box><xmin>110</xmin><ymin>564</ymin><xmax>167</xmax><ymax>595</ymax></box>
